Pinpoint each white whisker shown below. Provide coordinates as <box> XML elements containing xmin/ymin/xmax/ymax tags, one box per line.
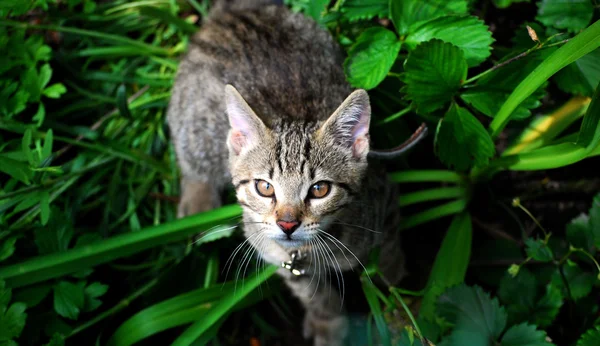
<box><xmin>316</xmin><ymin>229</ymin><xmax>373</xmax><ymax>285</ymax></box>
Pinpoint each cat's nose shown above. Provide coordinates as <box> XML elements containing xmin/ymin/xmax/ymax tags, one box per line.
<box><xmin>277</xmin><ymin>220</ymin><xmax>299</xmax><ymax>235</ymax></box>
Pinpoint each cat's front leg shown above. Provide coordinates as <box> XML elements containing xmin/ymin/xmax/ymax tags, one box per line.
<box><xmin>284</xmin><ymin>274</ymin><xmax>348</xmax><ymax>346</ymax></box>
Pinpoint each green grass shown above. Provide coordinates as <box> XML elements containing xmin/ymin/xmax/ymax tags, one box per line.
<box><xmin>1</xmin><ymin>1</ymin><xmax>600</xmax><ymax>346</ymax></box>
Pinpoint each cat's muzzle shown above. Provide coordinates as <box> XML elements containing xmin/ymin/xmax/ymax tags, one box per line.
<box><xmin>281</xmin><ymin>249</ymin><xmax>308</xmax><ymax>276</ymax></box>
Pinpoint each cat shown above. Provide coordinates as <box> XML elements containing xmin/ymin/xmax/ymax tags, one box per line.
<box><xmin>167</xmin><ymin>1</ymin><xmax>415</xmax><ymax>344</ymax></box>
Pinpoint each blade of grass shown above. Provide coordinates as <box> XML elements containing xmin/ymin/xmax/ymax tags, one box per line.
<box><xmin>390</xmin><ymin>170</ymin><xmax>462</xmax><ymax>184</ymax></box>
<box><xmin>400</xmin><ymin>199</ymin><xmax>467</xmax><ymax>230</ymax></box>
<box><xmin>0</xmin><ymin>204</ymin><xmax>242</xmax><ymax>287</ymax></box>
<box><xmin>419</xmin><ymin>212</ymin><xmax>472</xmax><ymax>320</ymax></box>
<box><xmin>399</xmin><ymin>187</ymin><xmax>466</xmax><ymax>207</ymax></box>
<box><xmin>489</xmin><ymin>19</ymin><xmax>600</xmax><ymax>138</ymax></box>
<box><xmin>361</xmin><ymin>278</ymin><xmax>391</xmax><ymax>346</ymax></box>
<box><xmin>171</xmin><ymin>265</ymin><xmax>278</xmax><ymax>346</ymax></box>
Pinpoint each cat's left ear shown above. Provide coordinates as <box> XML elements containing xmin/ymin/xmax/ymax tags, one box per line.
<box><xmin>319</xmin><ymin>89</ymin><xmax>370</xmax><ymax>159</ymax></box>
<box><xmin>225</xmin><ymin>84</ymin><xmax>267</xmax><ymax>156</ymax></box>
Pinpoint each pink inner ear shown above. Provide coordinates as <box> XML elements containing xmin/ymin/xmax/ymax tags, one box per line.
<box><xmin>229</xmin><ymin>130</ymin><xmax>247</xmax><ymax>155</ymax></box>
<box><xmin>352</xmin><ymin>137</ymin><xmax>369</xmax><ymax>158</ymax></box>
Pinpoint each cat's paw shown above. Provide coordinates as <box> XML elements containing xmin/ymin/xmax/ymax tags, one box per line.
<box><xmin>303</xmin><ymin>311</ymin><xmax>348</xmax><ymax>346</ymax></box>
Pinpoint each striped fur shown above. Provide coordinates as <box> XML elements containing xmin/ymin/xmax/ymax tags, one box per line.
<box><xmin>167</xmin><ymin>3</ymin><xmax>404</xmax><ymax>345</ymax></box>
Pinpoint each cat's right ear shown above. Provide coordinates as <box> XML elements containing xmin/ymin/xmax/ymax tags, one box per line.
<box><xmin>225</xmin><ymin>85</ymin><xmax>266</xmax><ymax>156</ymax></box>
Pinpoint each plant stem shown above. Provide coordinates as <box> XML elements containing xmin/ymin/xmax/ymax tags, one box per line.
<box><xmin>390</xmin><ymin>288</ymin><xmax>425</xmax><ymax>344</ymax></box>
<box><xmin>376</xmin><ymin>107</ymin><xmax>412</xmax><ymax>125</ymax></box>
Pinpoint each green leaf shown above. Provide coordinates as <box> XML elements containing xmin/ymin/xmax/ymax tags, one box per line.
<box><xmin>498</xmin><ymin>269</ymin><xmax>536</xmax><ymax>320</ymax></box>
<box><xmin>171</xmin><ymin>266</ymin><xmax>278</xmax><ymax>346</ymax></box>
<box><xmin>22</xmin><ymin>128</ymin><xmax>34</xmax><ymax>165</ymax></box>
<box><xmin>405</xmin><ymin>15</ymin><xmax>494</xmax><ymax>67</ymax></box>
<box><xmin>0</xmin><ymin>302</ymin><xmax>27</xmax><ymax>341</ymax></box>
<box><xmin>42</xmin><ymin>129</ymin><xmax>53</xmax><ymax>160</ymax></box>
<box><xmin>489</xmin><ymin>17</ymin><xmax>600</xmax><ymax>138</ymax></box>
<box><xmin>138</xmin><ymin>6</ymin><xmax>198</xmax><ymax>34</ymax></box>
<box><xmin>551</xmin><ymin>262</ymin><xmax>595</xmax><ymax>300</ymax></box>
<box><xmin>13</xmin><ymin>284</ymin><xmax>52</xmax><ymax>309</ymax></box>
<box><xmin>40</xmin><ymin>190</ymin><xmax>51</xmax><ymax>226</ymax></box>
<box><xmin>344</xmin><ymin>27</ymin><xmax>401</xmax><ymax>90</ymax></box>
<box><xmin>500</xmin><ymin>323</ymin><xmax>553</xmax><ymax>346</ymax></box>
<box><xmin>401</xmin><ymin>40</ymin><xmax>467</xmax><ymax>114</ymax></box>
<box><xmin>0</xmin><ymin>280</ymin><xmax>11</xmax><ymax>308</ymax></box>
<box><xmin>578</xmin><ymin>326</ymin><xmax>600</xmax><ymax>346</ymax></box>
<box><xmin>115</xmin><ymin>84</ymin><xmax>133</xmax><ymax>119</ymax></box>
<box><xmin>434</xmin><ymin>103</ymin><xmax>495</xmax><ymax>171</ymax></box>
<box><xmin>590</xmin><ymin>193</ymin><xmax>600</xmax><ymax>247</ymax></box>
<box><xmin>362</xmin><ymin>280</ymin><xmax>391</xmax><ymax>346</ymax></box>
<box><xmin>554</xmin><ymin>48</ymin><xmax>600</xmax><ymax>96</ymax></box>
<box><xmin>532</xmin><ymin>284</ymin><xmax>562</xmax><ymax>327</ymax></box>
<box><xmin>576</xmin><ymin>80</ymin><xmax>600</xmax><ymax>151</ymax></box>
<box><xmin>42</xmin><ymin>83</ymin><xmax>66</xmax><ymax>99</ymax></box>
<box><xmin>43</xmin><ymin>333</ymin><xmax>65</xmax><ymax>346</ymax></box>
<box><xmin>390</xmin><ymin>0</ymin><xmax>468</xmax><ymax>35</ymax></box>
<box><xmin>524</xmin><ymin>239</ymin><xmax>553</xmax><ymax>262</ymax></box>
<box><xmin>0</xmin><ymin>156</ymin><xmax>32</xmax><ymax>184</ymax></box>
<box><xmin>420</xmin><ymin>212</ymin><xmax>472</xmax><ymax>320</ymax></box>
<box><xmin>0</xmin><ymin>237</ymin><xmax>17</xmax><ymax>262</ymax></box>
<box><xmin>340</xmin><ymin>0</ymin><xmax>388</xmax><ymax>21</ymax></box>
<box><xmin>38</xmin><ymin>64</ymin><xmax>52</xmax><ymax>90</ymax></box>
<box><xmin>33</xmin><ymin>103</ymin><xmax>46</xmax><ymax>127</ymax></box>
<box><xmin>536</xmin><ymin>0</ymin><xmax>594</xmax><ymax>33</ymax></box>
<box><xmin>83</xmin><ymin>282</ymin><xmax>108</xmax><ymax>312</ymax></box>
<box><xmin>53</xmin><ymin>281</ymin><xmax>85</xmax><ymax>320</ymax></box>
<box><xmin>437</xmin><ymin>284</ymin><xmax>506</xmax><ymax>344</ymax></box>
<box><xmin>34</xmin><ymin>213</ymin><xmax>74</xmax><ymax>255</ymax></box>
<box><xmin>566</xmin><ymin>214</ymin><xmax>595</xmax><ymax>252</ymax></box>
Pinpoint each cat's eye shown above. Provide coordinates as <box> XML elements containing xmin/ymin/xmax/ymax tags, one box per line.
<box><xmin>255</xmin><ymin>179</ymin><xmax>275</xmax><ymax>197</ymax></box>
<box><xmin>309</xmin><ymin>181</ymin><xmax>331</xmax><ymax>199</ymax></box>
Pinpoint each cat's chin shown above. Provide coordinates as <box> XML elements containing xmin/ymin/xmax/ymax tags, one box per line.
<box><xmin>271</xmin><ymin>235</ymin><xmax>308</xmax><ymax>249</ymax></box>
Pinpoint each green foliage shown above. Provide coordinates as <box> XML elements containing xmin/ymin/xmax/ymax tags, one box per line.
<box><xmin>536</xmin><ymin>0</ymin><xmax>594</xmax><ymax>33</ymax></box>
<box><xmin>1</xmin><ymin>0</ymin><xmax>600</xmax><ymax>345</ymax></box>
<box><xmin>435</xmin><ymin>103</ymin><xmax>495</xmax><ymax>171</ymax></box>
<box><xmin>401</xmin><ymin>40</ymin><xmax>467</xmax><ymax>114</ymax></box>
<box><xmin>344</xmin><ymin>27</ymin><xmax>402</xmax><ymax>90</ymax></box>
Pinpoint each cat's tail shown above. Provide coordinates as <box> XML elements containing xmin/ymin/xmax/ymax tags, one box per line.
<box><xmin>210</xmin><ymin>0</ymin><xmax>283</xmax><ymax>13</ymax></box>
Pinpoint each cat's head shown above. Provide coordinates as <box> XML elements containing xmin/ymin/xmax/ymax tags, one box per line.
<box><xmin>225</xmin><ymin>85</ymin><xmax>370</xmax><ymax>249</ymax></box>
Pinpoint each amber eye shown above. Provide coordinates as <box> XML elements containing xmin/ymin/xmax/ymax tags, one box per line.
<box><xmin>255</xmin><ymin>179</ymin><xmax>275</xmax><ymax>197</ymax></box>
<box><xmin>309</xmin><ymin>181</ymin><xmax>331</xmax><ymax>199</ymax></box>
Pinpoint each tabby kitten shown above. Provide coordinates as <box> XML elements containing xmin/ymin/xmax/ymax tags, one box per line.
<box><xmin>167</xmin><ymin>1</ymin><xmax>406</xmax><ymax>345</ymax></box>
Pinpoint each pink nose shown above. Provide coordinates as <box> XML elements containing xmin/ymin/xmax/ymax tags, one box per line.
<box><xmin>277</xmin><ymin>221</ymin><xmax>299</xmax><ymax>235</ymax></box>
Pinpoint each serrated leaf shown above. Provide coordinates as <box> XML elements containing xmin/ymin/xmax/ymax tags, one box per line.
<box><xmin>405</xmin><ymin>15</ymin><xmax>494</xmax><ymax>67</ymax></box>
<box><xmin>460</xmin><ymin>87</ymin><xmax>546</xmax><ymax>120</ymax></box>
<box><xmin>498</xmin><ymin>269</ymin><xmax>536</xmax><ymax>319</ymax></box>
<box><xmin>0</xmin><ymin>302</ymin><xmax>27</xmax><ymax>341</ymax></box>
<box><xmin>566</xmin><ymin>214</ymin><xmax>595</xmax><ymax>252</ymax></box>
<box><xmin>554</xmin><ymin>48</ymin><xmax>600</xmax><ymax>96</ymax></box>
<box><xmin>401</xmin><ymin>39</ymin><xmax>467</xmax><ymax>113</ymax></box>
<box><xmin>536</xmin><ymin>0</ymin><xmax>593</xmax><ymax>33</ymax></box>
<box><xmin>390</xmin><ymin>0</ymin><xmax>468</xmax><ymax>35</ymax></box>
<box><xmin>53</xmin><ymin>281</ymin><xmax>85</xmax><ymax>320</ymax></box>
<box><xmin>83</xmin><ymin>282</ymin><xmax>108</xmax><ymax>312</ymax></box>
<box><xmin>532</xmin><ymin>284</ymin><xmax>562</xmax><ymax>327</ymax></box>
<box><xmin>578</xmin><ymin>326</ymin><xmax>600</xmax><ymax>346</ymax></box>
<box><xmin>340</xmin><ymin>0</ymin><xmax>388</xmax><ymax>21</ymax></box>
<box><xmin>344</xmin><ymin>27</ymin><xmax>401</xmax><ymax>90</ymax></box>
<box><xmin>500</xmin><ymin>323</ymin><xmax>553</xmax><ymax>346</ymax></box>
<box><xmin>434</xmin><ymin>103</ymin><xmax>495</xmax><ymax>171</ymax></box>
<box><xmin>42</xmin><ymin>83</ymin><xmax>67</xmax><ymax>99</ymax></box>
<box><xmin>551</xmin><ymin>262</ymin><xmax>595</xmax><ymax>300</ymax></box>
<box><xmin>524</xmin><ymin>239</ymin><xmax>553</xmax><ymax>262</ymax></box>
<box><xmin>437</xmin><ymin>284</ymin><xmax>507</xmax><ymax>343</ymax></box>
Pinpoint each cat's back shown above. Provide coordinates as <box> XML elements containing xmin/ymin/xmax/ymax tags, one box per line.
<box><xmin>171</xmin><ymin>3</ymin><xmax>351</xmax><ymax>126</ymax></box>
